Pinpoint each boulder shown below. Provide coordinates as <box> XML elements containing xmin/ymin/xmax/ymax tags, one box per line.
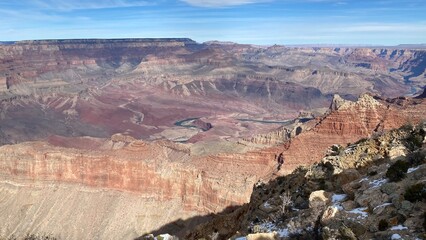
<box><xmin>388</xmin><ymin>145</ymin><xmax>408</xmax><ymax>160</ymax></box>
<box><xmin>339</xmin><ymin>225</ymin><xmax>357</xmax><ymax>240</ymax></box>
<box><xmin>309</xmin><ymin>190</ymin><xmax>332</xmax><ymax>209</ymax></box>
<box><xmin>337</xmin><ymin>169</ymin><xmax>361</xmax><ymax>186</ymax></box>
<box><xmin>355</xmin><ymin>187</ymin><xmax>390</xmax><ymax>208</ymax></box>
<box><xmin>341</xmin><ymin>200</ymin><xmax>357</xmax><ymax>211</ymax></box>
<box><xmin>380</xmin><ymin>183</ymin><xmax>399</xmax><ymax>195</ymax></box>
<box><xmin>320</xmin><ymin>206</ymin><xmax>340</xmax><ymax>225</ymax></box>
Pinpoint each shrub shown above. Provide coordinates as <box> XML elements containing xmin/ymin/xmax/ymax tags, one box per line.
<box><xmin>406</xmin><ymin>151</ymin><xmax>426</xmax><ymax>167</ymax></box>
<box><xmin>404</xmin><ymin>183</ymin><xmax>426</xmax><ymax>202</ymax></box>
<box><xmin>386</xmin><ymin>160</ymin><xmax>409</xmax><ymax>182</ymax></box>
<box><xmin>279</xmin><ymin>192</ymin><xmax>293</xmax><ymax>214</ymax></box>
<box><xmin>399</xmin><ymin>123</ymin><xmax>414</xmax><ymax>132</ymax></box>
<box><xmin>378</xmin><ymin>219</ymin><xmax>389</xmax><ymax>231</ymax></box>
<box><xmin>405</xmin><ymin>133</ymin><xmax>424</xmax><ymax>151</ymax></box>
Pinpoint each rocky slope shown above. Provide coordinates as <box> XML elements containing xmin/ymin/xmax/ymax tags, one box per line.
<box><xmin>184</xmin><ymin>122</ymin><xmax>426</xmax><ymax>240</ymax></box>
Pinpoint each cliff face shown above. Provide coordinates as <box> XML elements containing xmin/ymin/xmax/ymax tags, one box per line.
<box><xmin>0</xmin><ymin>136</ymin><xmax>260</xmax><ymax>213</ymax></box>
<box><xmin>272</xmin><ymin>94</ymin><xmax>426</xmax><ymax>174</ymax></box>
<box><xmin>0</xmin><ymin>134</ymin><xmax>276</xmax><ymax>239</ymax></box>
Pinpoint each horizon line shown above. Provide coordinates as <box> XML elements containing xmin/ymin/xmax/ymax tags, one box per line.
<box><xmin>1</xmin><ymin>38</ymin><xmax>426</xmax><ymax>48</ymax></box>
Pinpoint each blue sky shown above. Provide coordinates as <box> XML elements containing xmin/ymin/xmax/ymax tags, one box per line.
<box><xmin>0</xmin><ymin>0</ymin><xmax>425</xmax><ymax>45</ymax></box>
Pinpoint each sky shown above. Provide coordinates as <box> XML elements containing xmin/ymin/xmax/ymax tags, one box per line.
<box><xmin>0</xmin><ymin>0</ymin><xmax>425</xmax><ymax>45</ymax></box>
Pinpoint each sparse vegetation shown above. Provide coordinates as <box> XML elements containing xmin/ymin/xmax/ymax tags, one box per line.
<box><xmin>407</xmin><ymin>151</ymin><xmax>426</xmax><ymax>167</ymax></box>
<box><xmin>401</xmin><ymin>122</ymin><xmax>425</xmax><ymax>151</ymax></box>
<box><xmin>404</xmin><ymin>183</ymin><xmax>426</xmax><ymax>202</ymax></box>
<box><xmin>386</xmin><ymin>160</ymin><xmax>409</xmax><ymax>182</ymax></box>
<box><xmin>279</xmin><ymin>191</ymin><xmax>293</xmax><ymax>214</ymax></box>
<box><xmin>399</xmin><ymin>123</ymin><xmax>414</xmax><ymax>132</ymax></box>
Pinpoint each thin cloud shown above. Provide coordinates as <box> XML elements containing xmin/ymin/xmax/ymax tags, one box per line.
<box><xmin>181</xmin><ymin>0</ymin><xmax>271</xmax><ymax>7</ymax></box>
<box><xmin>31</xmin><ymin>0</ymin><xmax>152</xmax><ymax>11</ymax></box>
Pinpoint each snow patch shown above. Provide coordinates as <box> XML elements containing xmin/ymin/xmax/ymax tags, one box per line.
<box><xmin>348</xmin><ymin>207</ymin><xmax>368</xmax><ymax>219</ymax></box>
<box><xmin>358</xmin><ymin>177</ymin><xmax>369</xmax><ymax>183</ymax></box>
<box><xmin>332</xmin><ymin>203</ymin><xmax>344</xmax><ymax>210</ymax></box>
<box><xmin>258</xmin><ymin>222</ymin><xmax>293</xmax><ymax>238</ymax></box>
<box><xmin>155</xmin><ymin>234</ymin><xmax>174</xmax><ymax>240</ymax></box>
<box><xmin>390</xmin><ymin>225</ymin><xmax>408</xmax><ymax>230</ymax></box>
<box><xmin>332</xmin><ymin>194</ymin><xmax>348</xmax><ymax>203</ymax></box>
<box><xmin>373</xmin><ymin>203</ymin><xmax>392</xmax><ymax>211</ymax></box>
<box><xmin>391</xmin><ymin>234</ymin><xmax>402</xmax><ymax>239</ymax></box>
<box><xmin>407</xmin><ymin>166</ymin><xmax>420</xmax><ymax>173</ymax></box>
<box><xmin>277</xmin><ymin>228</ymin><xmax>290</xmax><ymax>238</ymax></box>
<box><xmin>259</xmin><ymin>222</ymin><xmax>276</xmax><ymax>231</ymax></box>
<box><xmin>262</xmin><ymin>201</ymin><xmax>272</xmax><ymax>209</ymax></box>
<box><xmin>369</xmin><ymin>178</ymin><xmax>388</xmax><ymax>188</ymax></box>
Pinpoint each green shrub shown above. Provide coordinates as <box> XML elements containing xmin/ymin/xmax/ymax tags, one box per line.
<box><xmin>378</xmin><ymin>219</ymin><xmax>389</xmax><ymax>231</ymax></box>
<box><xmin>405</xmin><ymin>134</ymin><xmax>424</xmax><ymax>151</ymax></box>
<box><xmin>386</xmin><ymin>160</ymin><xmax>409</xmax><ymax>182</ymax></box>
<box><xmin>399</xmin><ymin>123</ymin><xmax>414</xmax><ymax>132</ymax></box>
<box><xmin>404</xmin><ymin>183</ymin><xmax>426</xmax><ymax>202</ymax></box>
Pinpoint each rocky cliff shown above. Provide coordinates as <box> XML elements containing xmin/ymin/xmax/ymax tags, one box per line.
<box><xmin>185</xmin><ymin>122</ymin><xmax>426</xmax><ymax>240</ymax></box>
<box><xmin>272</xmin><ymin>93</ymin><xmax>426</xmax><ymax>174</ymax></box>
<box><xmin>0</xmin><ymin>133</ymin><xmax>278</xmax><ymax>239</ymax></box>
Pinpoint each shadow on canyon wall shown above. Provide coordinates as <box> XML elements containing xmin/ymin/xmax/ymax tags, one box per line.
<box><xmin>135</xmin><ymin>205</ymin><xmax>242</xmax><ymax>239</ymax></box>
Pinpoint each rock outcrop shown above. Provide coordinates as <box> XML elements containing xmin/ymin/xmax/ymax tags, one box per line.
<box><xmin>273</xmin><ymin>93</ymin><xmax>426</xmax><ymax>173</ymax></box>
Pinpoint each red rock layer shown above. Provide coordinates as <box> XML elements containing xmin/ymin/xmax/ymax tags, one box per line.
<box><xmin>275</xmin><ymin>94</ymin><xmax>426</xmax><ymax>173</ymax></box>
<box><xmin>0</xmin><ymin>138</ymin><xmax>273</xmax><ymax>214</ymax></box>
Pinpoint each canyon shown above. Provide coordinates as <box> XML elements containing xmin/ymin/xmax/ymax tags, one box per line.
<box><xmin>0</xmin><ymin>39</ymin><xmax>425</xmax><ymax>239</ymax></box>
